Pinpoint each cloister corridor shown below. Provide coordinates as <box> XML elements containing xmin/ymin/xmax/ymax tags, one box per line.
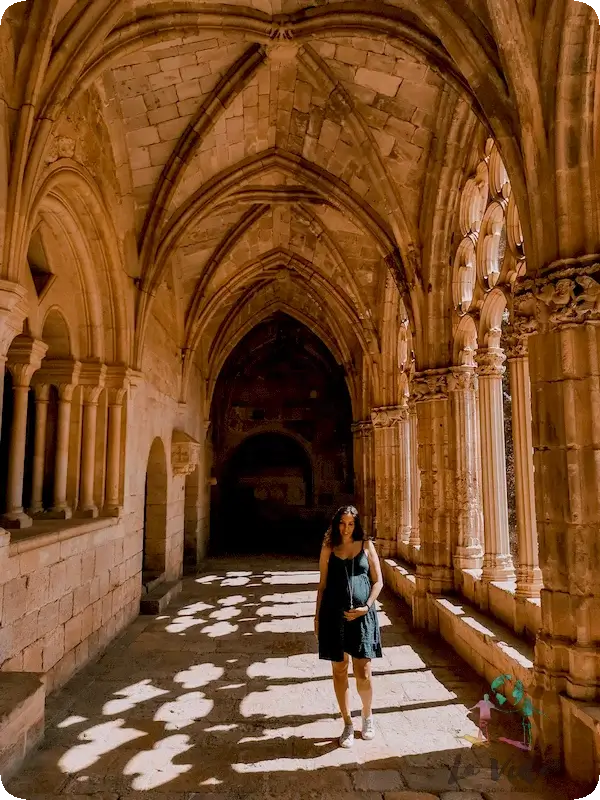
<box><xmin>5</xmin><ymin>559</ymin><xmax>588</xmax><ymax>800</ymax></box>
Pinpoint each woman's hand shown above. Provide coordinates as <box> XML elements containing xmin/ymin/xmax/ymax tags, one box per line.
<box><xmin>344</xmin><ymin>606</ymin><xmax>369</xmax><ymax>621</ymax></box>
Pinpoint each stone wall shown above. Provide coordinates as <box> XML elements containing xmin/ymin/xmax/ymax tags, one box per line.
<box><xmin>0</xmin><ymin>521</ymin><xmax>139</xmax><ymax>693</ymax></box>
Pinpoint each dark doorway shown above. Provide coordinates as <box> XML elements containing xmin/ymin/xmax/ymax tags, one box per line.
<box><xmin>210</xmin><ymin>312</ymin><xmax>354</xmax><ymax>557</ymax></box>
<box><xmin>216</xmin><ymin>432</ymin><xmax>314</xmax><ymax>555</ymax></box>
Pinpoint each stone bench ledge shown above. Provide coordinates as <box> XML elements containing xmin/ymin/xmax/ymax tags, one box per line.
<box><xmin>0</xmin><ymin>672</ymin><xmax>45</xmax><ymax>780</ymax></box>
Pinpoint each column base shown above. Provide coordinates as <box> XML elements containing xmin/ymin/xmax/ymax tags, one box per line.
<box><xmin>515</xmin><ymin>565</ymin><xmax>543</xmax><ymax>597</ymax></box>
<box><xmin>102</xmin><ymin>505</ymin><xmax>121</xmax><ymax>518</ymax></box>
<box><xmin>482</xmin><ymin>553</ymin><xmax>516</xmax><ymax>582</ymax></box>
<box><xmin>44</xmin><ymin>506</ymin><xmax>73</xmax><ymax>520</ymax></box>
<box><xmin>454</xmin><ymin>543</ymin><xmax>484</xmax><ymax>569</ymax></box>
<box><xmin>1</xmin><ymin>510</ymin><xmax>32</xmax><ymax>528</ymax></box>
<box><xmin>77</xmin><ymin>506</ymin><xmax>98</xmax><ymax>519</ymax></box>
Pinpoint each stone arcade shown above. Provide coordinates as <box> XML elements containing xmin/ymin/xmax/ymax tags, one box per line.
<box><xmin>0</xmin><ymin>0</ymin><xmax>599</xmax><ymax>795</ymax></box>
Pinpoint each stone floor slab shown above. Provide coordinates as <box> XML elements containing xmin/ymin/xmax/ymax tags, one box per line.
<box><xmin>4</xmin><ymin>558</ymin><xmax>590</xmax><ymax>800</ymax></box>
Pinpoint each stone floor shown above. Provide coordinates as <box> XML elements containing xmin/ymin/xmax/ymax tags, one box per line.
<box><xmin>5</xmin><ymin>557</ymin><xmax>593</xmax><ymax>800</ymax></box>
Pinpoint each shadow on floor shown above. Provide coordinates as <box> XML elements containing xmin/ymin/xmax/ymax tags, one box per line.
<box><xmin>6</xmin><ymin>556</ymin><xmax>595</xmax><ymax>800</ymax></box>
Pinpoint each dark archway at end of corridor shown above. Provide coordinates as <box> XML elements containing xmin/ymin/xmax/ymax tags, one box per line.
<box><xmin>209</xmin><ymin>312</ymin><xmax>354</xmax><ymax>558</ymax></box>
<box><xmin>213</xmin><ymin>431</ymin><xmax>316</xmax><ymax>556</ymax></box>
<box><xmin>142</xmin><ymin>436</ymin><xmax>168</xmax><ymax>590</ymax></box>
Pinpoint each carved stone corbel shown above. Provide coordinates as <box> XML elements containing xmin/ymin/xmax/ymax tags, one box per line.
<box><xmin>172</xmin><ymin>430</ymin><xmax>201</xmax><ymax>476</ymax></box>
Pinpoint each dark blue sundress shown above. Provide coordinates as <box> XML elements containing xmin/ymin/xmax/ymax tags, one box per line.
<box><xmin>318</xmin><ymin>543</ymin><xmax>382</xmax><ymax>662</ymax></box>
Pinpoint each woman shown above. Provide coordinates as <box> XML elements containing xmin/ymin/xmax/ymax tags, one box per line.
<box><xmin>314</xmin><ymin>505</ymin><xmax>383</xmax><ymax>748</ymax></box>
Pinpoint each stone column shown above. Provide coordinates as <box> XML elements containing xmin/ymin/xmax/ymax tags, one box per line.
<box><xmin>2</xmin><ymin>338</ymin><xmax>48</xmax><ymax>528</ymax></box>
<box><xmin>398</xmin><ymin>406</ymin><xmax>411</xmax><ymax>548</ymax></box>
<box><xmin>49</xmin><ymin>383</ymin><xmax>76</xmax><ymax>518</ymax></box>
<box><xmin>29</xmin><ymin>383</ymin><xmax>50</xmax><ymax>515</ymax></box>
<box><xmin>351</xmin><ymin>420</ymin><xmax>374</xmax><ymax>536</ymax></box>
<box><xmin>34</xmin><ymin>360</ymin><xmax>81</xmax><ymax>519</ymax></box>
<box><xmin>104</xmin><ymin>368</ymin><xmax>129</xmax><ymax>516</ymax></box>
<box><xmin>78</xmin><ymin>363</ymin><xmax>106</xmax><ymax>518</ymax></box>
<box><xmin>475</xmin><ymin>339</ymin><xmax>516</xmax><ymax>582</ymax></box>
<box><xmin>516</xmin><ymin>261</ymin><xmax>600</xmax><ymax>773</ymax></box>
<box><xmin>448</xmin><ymin>367</ymin><xmax>484</xmax><ymax>569</ymax></box>
<box><xmin>371</xmin><ymin>405</ymin><xmax>407</xmax><ymax>558</ymax></box>
<box><xmin>408</xmin><ymin>398</ymin><xmax>420</xmax><ymax>547</ymax></box>
<box><xmin>505</xmin><ymin>318</ymin><xmax>543</xmax><ymax>598</ymax></box>
<box><xmin>411</xmin><ymin>369</ymin><xmax>455</xmax><ymax>629</ymax></box>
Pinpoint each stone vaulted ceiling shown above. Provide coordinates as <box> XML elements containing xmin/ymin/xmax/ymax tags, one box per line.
<box><xmin>11</xmin><ymin>0</ymin><xmax>591</xmax><ymax>406</ymax></box>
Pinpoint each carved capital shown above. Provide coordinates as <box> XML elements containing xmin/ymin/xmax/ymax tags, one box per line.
<box><xmin>78</xmin><ymin>362</ymin><xmax>106</xmax><ymax>404</ymax></box>
<box><xmin>82</xmin><ymin>385</ymin><xmax>103</xmax><ymax>405</ymax></box>
<box><xmin>504</xmin><ymin>314</ymin><xmax>537</xmax><ymax>359</ymax></box>
<box><xmin>107</xmin><ymin>387</ymin><xmax>127</xmax><ymax>406</ymax></box>
<box><xmin>7</xmin><ymin>337</ymin><xmax>48</xmax><ymax>387</ymax></box>
<box><xmin>35</xmin><ymin>358</ymin><xmax>81</xmax><ymax>395</ymax></box>
<box><xmin>371</xmin><ymin>404</ymin><xmax>409</xmax><ymax>427</ymax></box>
<box><xmin>34</xmin><ymin>383</ymin><xmax>51</xmax><ymax>403</ymax></box>
<box><xmin>447</xmin><ymin>367</ymin><xmax>478</xmax><ymax>393</ymax></box>
<box><xmin>0</xmin><ymin>281</ymin><xmax>27</xmax><ymax>356</ymax></box>
<box><xmin>57</xmin><ymin>383</ymin><xmax>77</xmax><ymax>403</ymax></box>
<box><xmin>351</xmin><ymin>420</ymin><xmax>372</xmax><ymax>438</ymax></box>
<box><xmin>475</xmin><ymin>347</ymin><xmax>506</xmax><ymax>377</ymax></box>
<box><xmin>515</xmin><ymin>260</ymin><xmax>600</xmax><ymax>333</ymax></box>
<box><xmin>411</xmin><ymin>369</ymin><xmax>450</xmax><ymax>401</ymax></box>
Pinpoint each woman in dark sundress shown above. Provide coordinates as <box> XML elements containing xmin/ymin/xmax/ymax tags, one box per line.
<box><xmin>314</xmin><ymin>505</ymin><xmax>383</xmax><ymax>748</ymax></box>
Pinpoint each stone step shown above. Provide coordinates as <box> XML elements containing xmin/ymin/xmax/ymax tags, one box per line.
<box><xmin>139</xmin><ymin>579</ymin><xmax>182</xmax><ymax>615</ymax></box>
<box><xmin>141</xmin><ymin>570</ymin><xmax>165</xmax><ymax>595</ymax></box>
<box><xmin>0</xmin><ymin>672</ymin><xmax>45</xmax><ymax>780</ymax></box>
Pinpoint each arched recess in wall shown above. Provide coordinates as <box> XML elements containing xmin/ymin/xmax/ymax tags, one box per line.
<box><xmin>143</xmin><ymin>437</ymin><xmax>168</xmax><ymax>588</ymax></box>
<box><xmin>27</xmin><ymin>162</ymin><xmax>131</xmax><ymax>364</ymax></box>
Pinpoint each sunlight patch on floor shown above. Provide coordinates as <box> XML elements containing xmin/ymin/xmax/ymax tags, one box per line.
<box><xmin>174</xmin><ymin>662</ymin><xmax>224</xmax><ymax>688</ymax></box>
<box><xmin>102</xmin><ymin>679</ymin><xmax>169</xmax><ymax>715</ymax></box>
<box><xmin>58</xmin><ymin>719</ymin><xmax>146</xmax><ymax>772</ymax></box>
<box><xmin>122</xmin><ymin>734</ymin><xmax>193</xmax><ymax>790</ymax></box>
<box><xmin>154</xmin><ymin>691</ymin><xmax>213</xmax><ymax>729</ymax></box>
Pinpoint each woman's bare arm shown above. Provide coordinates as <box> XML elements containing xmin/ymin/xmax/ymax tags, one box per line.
<box><xmin>365</xmin><ymin>539</ymin><xmax>383</xmax><ymax>609</ymax></box>
<box><xmin>315</xmin><ymin>542</ymin><xmax>331</xmax><ymax>630</ymax></box>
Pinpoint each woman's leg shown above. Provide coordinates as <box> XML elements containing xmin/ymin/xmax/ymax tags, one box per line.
<box><xmin>332</xmin><ymin>654</ymin><xmax>351</xmax><ymax>722</ymax></box>
<box><xmin>352</xmin><ymin>657</ymin><xmax>373</xmax><ymax>717</ymax></box>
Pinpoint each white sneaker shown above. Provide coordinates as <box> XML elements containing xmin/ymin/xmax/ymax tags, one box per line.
<box><xmin>362</xmin><ymin>714</ymin><xmax>375</xmax><ymax>740</ymax></box>
<box><xmin>339</xmin><ymin>720</ymin><xmax>354</xmax><ymax>748</ymax></box>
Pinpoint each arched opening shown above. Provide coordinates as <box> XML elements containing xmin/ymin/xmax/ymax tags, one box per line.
<box><xmin>142</xmin><ymin>437</ymin><xmax>168</xmax><ymax>589</ymax></box>
<box><xmin>210</xmin><ymin>312</ymin><xmax>354</xmax><ymax>556</ymax></box>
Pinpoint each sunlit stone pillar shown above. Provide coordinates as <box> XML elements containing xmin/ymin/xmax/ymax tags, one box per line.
<box><xmin>371</xmin><ymin>406</ymin><xmax>400</xmax><ymax>558</ymax></box>
<box><xmin>475</xmin><ymin>338</ymin><xmax>516</xmax><ymax>582</ymax></box>
<box><xmin>2</xmin><ymin>338</ymin><xmax>48</xmax><ymax>528</ymax></box>
<box><xmin>351</xmin><ymin>419</ymin><xmax>374</xmax><ymax>537</ymax></box>
<box><xmin>517</xmin><ymin>262</ymin><xmax>600</xmax><ymax>775</ymax></box>
<box><xmin>448</xmin><ymin>366</ymin><xmax>484</xmax><ymax>569</ymax></box>
<box><xmin>29</xmin><ymin>383</ymin><xmax>50</xmax><ymax>515</ymax></box>
<box><xmin>408</xmin><ymin>398</ymin><xmax>420</xmax><ymax>547</ymax></box>
<box><xmin>78</xmin><ymin>363</ymin><xmax>106</xmax><ymax>518</ymax></box>
<box><xmin>412</xmin><ymin>370</ymin><xmax>454</xmax><ymax>629</ymax></box>
<box><xmin>397</xmin><ymin>405</ymin><xmax>411</xmax><ymax>548</ymax></box>
<box><xmin>370</xmin><ymin>404</ymin><xmax>411</xmax><ymax>557</ymax></box>
<box><xmin>505</xmin><ymin>318</ymin><xmax>543</xmax><ymax>598</ymax></box>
